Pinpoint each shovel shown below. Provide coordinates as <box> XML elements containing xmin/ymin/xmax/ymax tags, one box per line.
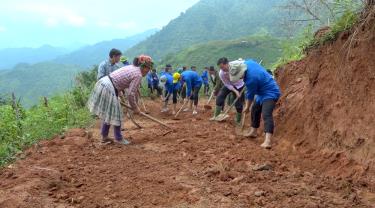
<box><xmin>235</xmin><ymin>112</ymin><xmax>247</xmax><ymax>136</ymax></box>
<box><xmin>173</xmin><ymin>100</ymin><xmax>188</xmax><ymax>119</ymax></box>
<box><xmin>203</xmin><ymin>91</ymin><xmax>214</xmax><ymax>110</ymax></box>
<box><xmin>214</xmin><ymin>88</ymin><xmax>245</xmax><ymax>122</ymax></box>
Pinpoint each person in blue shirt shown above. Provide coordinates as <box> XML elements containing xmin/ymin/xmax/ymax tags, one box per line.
<box><xmin>201</xmin><ymin>67</ymin><xmax>210</xmax><ymax>97</ymax></box>
<box><xmin>229</xmin><ymin>59</ymin><xmax>281</xmax><ymax>149</ymax></box>
<box><xmin>180</xmin><ymin>66</ymin><xmax>188</xmax><ymax>101</ymax></box>
<box><xmin>150</xmin><ymin>69</ymin><xmax>162</xmax><ymax>97</ymax></box>
<box><xmin>160</xmin><ymin>64</ymin><xmax>173</xmax><ymax>76</ymax></box>
<box><xmin>181</xmin><ymin>70</ymin><xmax>203</xmax><ymax>115</ymax></box>
<box><xmin>146</xmin><ymin>71</ymin><xmax>153</xmax><ymax>94</ymax></box>
<box><xmin>160</xmin><ymin>72</ymin><xmax>182</xmax><ymax>114</ymax></box>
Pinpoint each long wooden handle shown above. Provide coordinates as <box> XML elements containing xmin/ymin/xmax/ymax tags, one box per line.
<box><xmin>127</xmin><ymin>112</ymin><xmax>142</xmax><ymax>129</ymax></box>
<box><xmin>140</xmin><ymin>97</ymin><xmax>148</xmax><ymax>112</ymax></box>
<box><xmin>120</xmin><ymin>100</ymin><xmax>170</xmax><ymax>129</ymax></box>
<box><xmin>221</xmin><ymin>88</ymin><xmax>245</xmax><ymax>116</ymax></box>
<box><xmin>119</xmin><ymin>96</ymin><xmax>142</xmax><ymax>129</ymax></box>
<box><xmin>206</xmin><ymin>91</ymin><xmax>214</xmax><ymax>105</ymax></box>
<box><xmin>174</xmin><ymin>101</ymin><xmax>187</xmax><ymax>118</ymax></box>
<box><xmin>140</xmin><ymin>112</ymin><xmax>171</xmax><ymax>129</ymax></box>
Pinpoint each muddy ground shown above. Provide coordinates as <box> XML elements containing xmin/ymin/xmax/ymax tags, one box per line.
<box><xmin>1</xmin><ymin>100</ymin><xmax>375</xmax><ymax>208</ymax></box>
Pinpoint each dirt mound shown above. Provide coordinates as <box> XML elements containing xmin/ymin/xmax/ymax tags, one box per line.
<box><xmin>275</xmin><ymin>6</ymin><xmax>375</xmax><ymax>177</ymax></box>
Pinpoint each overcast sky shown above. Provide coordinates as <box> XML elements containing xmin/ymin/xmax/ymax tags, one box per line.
<box><xmin>0</xmin><ymin>0</ymin><xmax>199</xmax><ymax>49</ymax></box>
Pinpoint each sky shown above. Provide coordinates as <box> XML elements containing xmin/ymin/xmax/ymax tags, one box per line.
<box><xmin>0</xmin><ymin>0</ymin><xmax>200</xmax><ymax>49</ymax></box>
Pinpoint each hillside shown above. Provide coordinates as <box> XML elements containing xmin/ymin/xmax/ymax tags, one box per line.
<box><xmin>0</xmin><ymin>62</ymin><xmax>85</xmax><ymax>107</ymax></box>
<box><xmin>275</xmin><ymin>5</ymin><xmax>375</xmax><ymax>176</ymax></box>
<box><xmin>0</xmin><ymin>45</ymin><xmax>68</xmax><ymax>70</ymax></box>
<box><xmin>125</xmin><ymin>0</ymin><xmax>287</xmax><ymax>60</ymax></box>
<box><xmin>54</xmin><ymin>29</ymin><xmax>158</xmax><ymax>68</ymax></box>
<box><xmin>160</xmin><ymin>35</ymin><xmax>282</xmax><ymax>69</ymax></box>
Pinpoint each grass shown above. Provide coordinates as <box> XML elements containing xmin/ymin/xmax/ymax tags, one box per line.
<box><xmin>0</xmin><ymin>70</ymin><xmax>96</xmax><ymax>166</ymax></box>
<box><xmin>272</xmin><ymin>5</ymin><xmax>360</xmax><ymax>70</ymax></box>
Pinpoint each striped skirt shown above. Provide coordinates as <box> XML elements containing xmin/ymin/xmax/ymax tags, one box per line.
<box><xmin>87</xmin><ymin>76</ymin><xmax>123</xmax><ymax>126</ymax></box>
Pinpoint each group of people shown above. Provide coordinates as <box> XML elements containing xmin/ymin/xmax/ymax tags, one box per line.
<box><xmin>87</xmin><ymin>48</ymin><xmax>281</xmax><ymax>149</ymax></box>
<box><xmin>146</xmin><ymin>64</ymin><xmax>211</xmax><ymax>115</ymax></box>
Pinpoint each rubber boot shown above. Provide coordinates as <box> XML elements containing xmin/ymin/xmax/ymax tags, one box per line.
<box><xmin>209</xmin><ymin>106</ymin><xmax>222</xmax><ymax>121</ymax></box>
<box><xmin>235</xmin><ymin>112</ymin><xmax>242</xmax><ymax>125</ymax></box>
<box><xmin>261</xmin><ymin>133</ymin><xmax>272</xmax><ymax>149</ymax></box>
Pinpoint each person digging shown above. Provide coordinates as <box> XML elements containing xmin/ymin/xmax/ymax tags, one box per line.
<box><xmin>88</xmin><ymin>55</ymin><xmax>154</xmax><ymax>145</ymax></box>
<box><xmin>211</xmin><ymin>57</ymin><xmax>245</xmax><ymax>125</ymax></box>
<box><xmin>228</xmin><ymin>59</ymin><xmax>281</xmax><ymax>149</ymax></box>
<box><xmin>159</xmin><ymin>72</ymin><xmax>181</xmax><ymax>114</ymax></box>
<box><xmin>180</xmin><ymin>70</ymin><xmax>203</xmax><ymax>115</ymax></box>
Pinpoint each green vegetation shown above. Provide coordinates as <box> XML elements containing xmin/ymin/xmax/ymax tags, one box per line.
<box><xmin>160</xmin><ymin>35</ymin><xmax>283</xmax><ymax>70</ymax></box>
<box><xmin>273</xmin><ymin>0</ymin><xmax>364</xmax><ymax>69</ymax></box>
<box><xmin>0</xmin><ymin>67</ymin><xmax>97</xmax><ymax>166</ymax></box>
<box><xmin>125</xmin><ymin>0</ymin><xmax>289</xmax><ymax>60</ymax></box>
<box><xmin>310</xmin><ymin>0</ymin><xmax>362</xmax><ymax>46</ymax></box>
<box><xmin>0</xmin><ymin>62</ymin><xmax>86</xmax><ymax>107</ymax></box>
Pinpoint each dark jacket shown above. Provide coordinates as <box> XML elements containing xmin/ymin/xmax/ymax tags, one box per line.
<box><xmin>210</xmin><ymin>70</ymin><xmax>223</xmax><ymax>95</ymax></box>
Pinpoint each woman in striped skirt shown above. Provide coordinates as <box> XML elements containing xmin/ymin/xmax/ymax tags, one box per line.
<box><xmin>88</xmin><ymin>55</ymin><xmax>153</xmax><ymax>144</ymax></box>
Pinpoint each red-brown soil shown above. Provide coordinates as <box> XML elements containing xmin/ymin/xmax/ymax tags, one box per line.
<box><xmin>1</xmin><ymin>6</ymin><xmax>375</xmax><ymax>208</ymax></box>
<box><xmin>1</xmin><ymin>99</ymin><xmax>375</xmax><ymax>208</ymax></box>
<box><xmin>274</xmin><ymin>6</ymin><xmax>375</xmax><ymax>179</ymax></box>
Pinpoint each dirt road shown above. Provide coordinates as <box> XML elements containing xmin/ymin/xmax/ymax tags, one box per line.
<box><xmin>1</xmin><ymin>100</ymin><xmax>375</xmax><ymax>208</ymax></box>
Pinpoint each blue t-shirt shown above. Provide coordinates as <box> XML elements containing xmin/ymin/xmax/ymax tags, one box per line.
<box><xmin>173</xmin><ymin>82</ymin><xmax>181</xmax><ymax>91</ymax></box>
<box><xmin>163</xmin><ymin>73</ymin><xmax>174</xmax><ymax>94</ymax></box>
<box><xmin>201</xmin><ymin>70</ymin><xmax>209</xmax><ymax>85</ymax></box>
<box><xmin>151</xmin><ymin>72</ymin><xmax>159</xmax><ymax>86</ymax></box>
<box><xmin>244</xmin><ymin>60</ymin><xmax>281</xmax><ymax>104</ymax></box>
<box><xmin>146</xmin><ymin>72</ymin><xmax>153</xmax><ymax>85</ymax></box>
<box><xmin>181</xmin><ymin>71</ymin><xmax>203</xmax><ymax>97</ymax></box>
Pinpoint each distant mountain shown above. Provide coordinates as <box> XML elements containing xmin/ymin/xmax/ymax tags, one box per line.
<box><xmin>160</xmin><ymin>35</ymin><xmax>283</xmax><ymax>70</ymax></box>
<box><xmin>125</xmin><ymin>0</ymin><xmax>288</xmax><ymax>61</ymax></box>
<box><xmin>0</xmin><ymin>62</ymin><xmax>85</xmax><ymax>107</ymax></box>
<box><xmin>0</xmin><ymin>45</ymin><xmax>68</xmax><ymax>70</ymax></box>
<box><xmin>54</xmin><ymin>28</ymin><xmax>159</xmax><ymax>68</ymax></box>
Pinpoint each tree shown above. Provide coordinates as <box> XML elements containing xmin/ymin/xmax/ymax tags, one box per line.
<box><xmin>279</xmin><ymin>0</ymin><xmax>365</xmax><ymax>37</ymax></box>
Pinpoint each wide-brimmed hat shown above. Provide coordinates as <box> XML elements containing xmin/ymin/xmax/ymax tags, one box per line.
<box><xmin>229</xmin><ymin>59</ymin><xmax>246</xmax><ymax>82</ymax></box>
<box><xmin>160</xmin><ymin>75</ymin><xmax>167</xmax><ymax>83</ymax></box>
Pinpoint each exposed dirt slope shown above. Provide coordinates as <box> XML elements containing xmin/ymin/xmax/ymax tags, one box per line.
<box><xmin>275</xmin><ymin>6</ymin><xmax>375</xmax><ymax>177</ymax></box>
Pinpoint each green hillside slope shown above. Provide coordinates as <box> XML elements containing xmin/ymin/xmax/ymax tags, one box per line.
<box><xmin>0</xmin><ymin>62</ymin><xmax>85</xmax><ymax>107</ymax></box>
<box><xmin>125</xmin><ymin>0</ymin><xmax>287</xmax><ymax>60</ymax></box>
<box><xmin>160</xmin><ymin>35</ymin><xmax>282</xmax><ymax>69</ymax></box>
